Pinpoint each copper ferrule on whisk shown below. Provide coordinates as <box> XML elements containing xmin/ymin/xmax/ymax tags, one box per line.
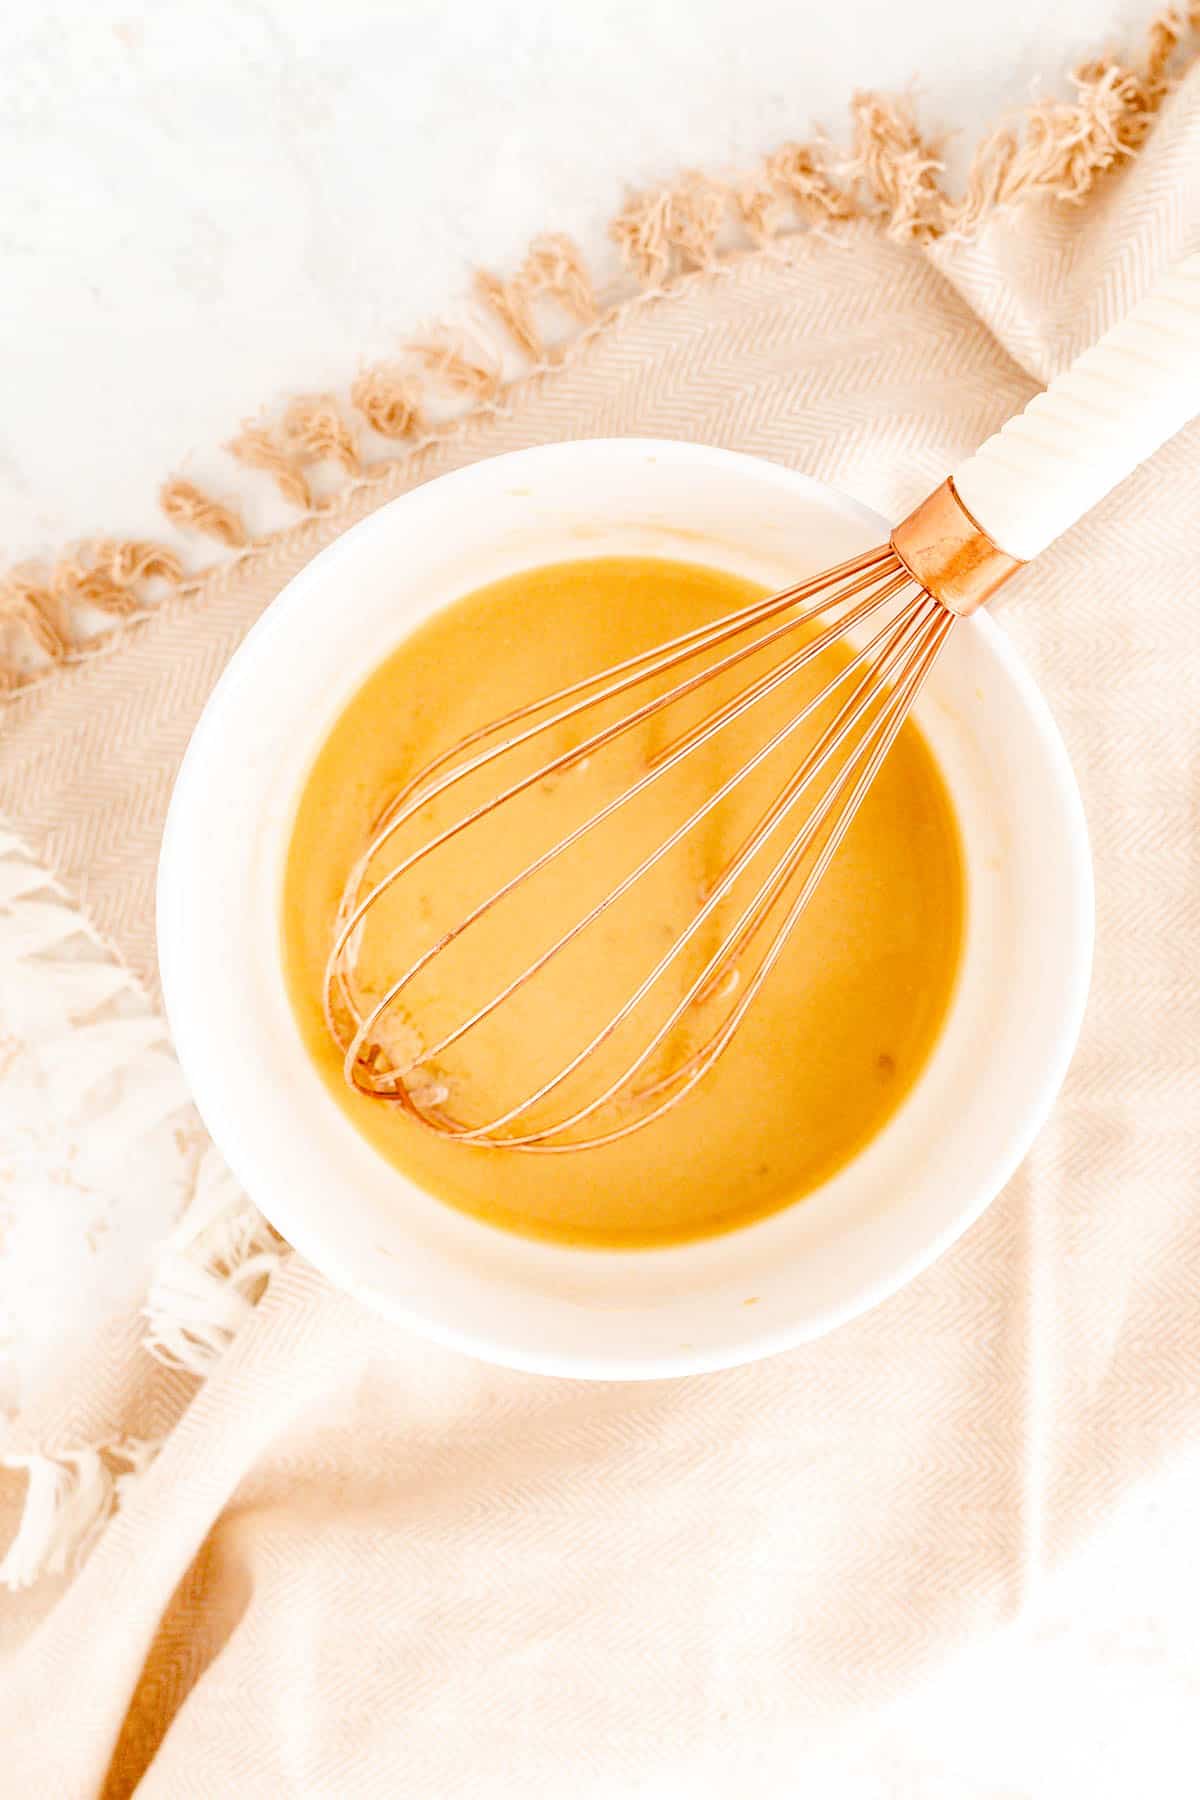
<box><xmin>890</xmin><ymin>478</ymin><xmax>1024</xmax><ymax>616</ymax></box>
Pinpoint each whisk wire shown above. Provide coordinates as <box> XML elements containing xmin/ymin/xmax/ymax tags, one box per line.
<box><xmin>369</xmin><ymin>547</ymin><xmax>893</xmax><ymax>830</ymax></box>
<box><xmin>441</xmin><ymin>592</ymin><xmax>952</xmax><ymax>1149</ymax></box>
<box><xmin>343</xmin><ymin>570</ymin><xmax>916</xmax><ymax>1093</ymax></box>
<box><xmin>328</xmin><ymin>548</ymin><xmax>958</xmax><ymax>1149</ymax></box>
<box><xmin>327</xmin><ymin>549</ymin><xmax>899</xmax><ymax>1014</ymax></box>
<box><xmin>595</xmin><ymin>602</ymin><xmax>958</xmax><ymax>1150</ymax></box>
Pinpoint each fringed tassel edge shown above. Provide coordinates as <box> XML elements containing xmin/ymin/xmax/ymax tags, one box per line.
<box><xmin>0</xmin><ymin>1437</ymin><xmax>160</xmax><ymax>1590</ymax></box>
<box><xmin>0</xmin><ymin>836</ymin><xmax>284</xmax><ymax>1590</ymax></box>
<box><xmin>0</xmin><ymin>1175</ymin><xmax>283</xmax><ymax>1593</ymax></box>
<box><xmin>142</xmin><ymin>1145</ymin><xmax>285</xmax><ymax>1377</ymax></box>
<box><xmin>0</xmin><ymin>1169</ymin><xmax>282</xmax><ymax>1594</ymax></box>
<box><xmin>1</xmin><ymin>5</ymin><xmax>1195</xmax><ymax>701</ymax></box>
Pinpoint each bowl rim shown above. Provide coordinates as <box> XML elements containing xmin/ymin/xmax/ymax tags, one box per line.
<box><xmin>157</xmin><ymin>437</ymin><xmax>1095</xmax><ymax>1377</ymax></box>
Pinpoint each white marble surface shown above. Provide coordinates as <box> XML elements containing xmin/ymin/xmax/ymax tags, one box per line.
<box><xmin>2</xmin><ymin>1</ymin><xmax>1195</xmax><ymax>1792</ymax></box>
<box><xmin>0</xmin><ymin>0</ymin><xmax>1151</xmax><ymax>561</ymax></box>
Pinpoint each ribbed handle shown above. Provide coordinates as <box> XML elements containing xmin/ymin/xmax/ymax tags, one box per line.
<box><xmin>953</xmin><ymin>254</ymin><xmax>1200</xmax><ymax>563</ymax></box>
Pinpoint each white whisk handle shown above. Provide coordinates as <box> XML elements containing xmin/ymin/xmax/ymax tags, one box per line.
<box><xmin>953</xmin><ymin>253</ymin><xmax>1200</xmax><ymax>563</ymax></box>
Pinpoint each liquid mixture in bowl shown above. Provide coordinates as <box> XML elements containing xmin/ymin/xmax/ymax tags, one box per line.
<box><xmin>283</xmin><ymin>555</ymin><xmax>963</xmax><ymax>1247</ymax></box>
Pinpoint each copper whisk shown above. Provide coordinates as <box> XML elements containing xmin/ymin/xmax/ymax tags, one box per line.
<box><xmin>325</xmin><ymin>255</ymin><xmax>1200</xmax><ymax>1152</ymax></box>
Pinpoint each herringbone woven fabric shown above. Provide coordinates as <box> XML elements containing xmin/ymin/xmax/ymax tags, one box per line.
<box><xmin>0</xmin><ymin>65</ymin><xmax>1197</xmax><ymax>1800</ymax></box>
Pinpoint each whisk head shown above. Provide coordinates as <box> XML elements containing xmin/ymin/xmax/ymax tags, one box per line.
<box><xmin>323</xmin><ymin>545</ymin><xmax>956</xmax><ymax>1152</ymax></box>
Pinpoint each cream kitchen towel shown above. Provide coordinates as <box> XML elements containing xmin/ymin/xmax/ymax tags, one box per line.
<box><xmin>0</xmin><ymin>31</ymin><xmax>1198</xmax><ymax>1799</ymax></box>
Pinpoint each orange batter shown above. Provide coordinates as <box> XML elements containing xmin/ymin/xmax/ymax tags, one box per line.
<box><xmin>283</xmin><ymin>556</ymin><xmax>963</xmax><ymax>1247</ymax></box>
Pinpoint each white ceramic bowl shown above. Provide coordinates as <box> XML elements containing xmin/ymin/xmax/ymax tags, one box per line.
<box><xmin>158</xmin><ymin>439</ymin><xmax>1093</xmax><ymax>1378</ymax></box>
